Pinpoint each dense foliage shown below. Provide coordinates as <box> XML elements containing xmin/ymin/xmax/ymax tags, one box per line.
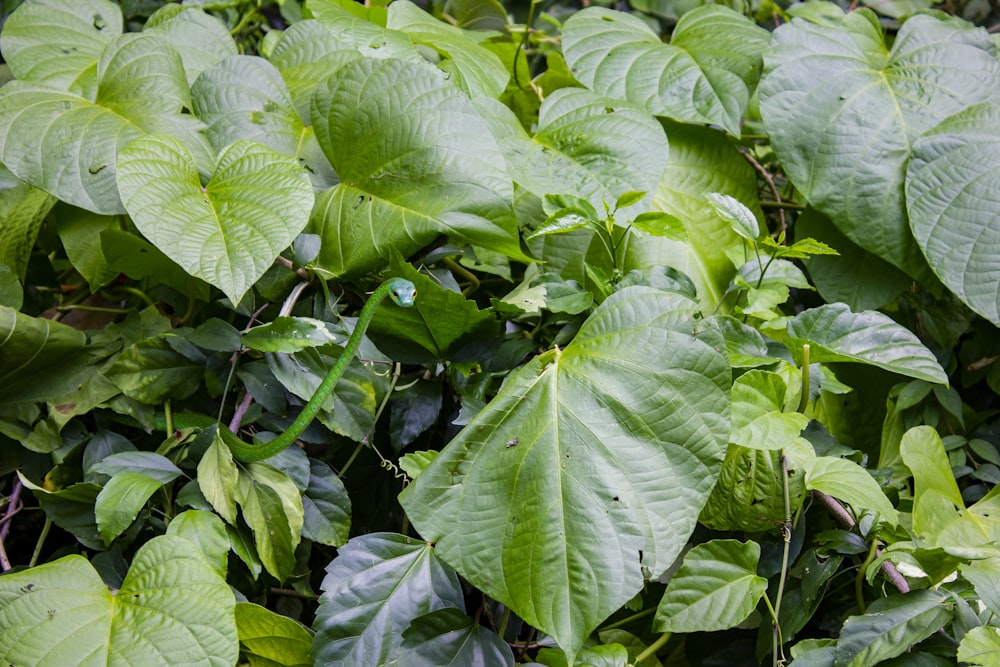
<box><xmin>2</xmin><ymin>0</ymin><xmax>1000</xmax><ymax>665</ymax></box>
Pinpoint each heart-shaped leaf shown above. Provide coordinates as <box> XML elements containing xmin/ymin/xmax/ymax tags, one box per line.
<box><xmin>312</xmin><ymin>533</ymin><xmax>465</xmax><ymax>666</ymax></box>
<box><xmin>142</xmin><ymin>5</ymin><xmax>237</xmax><ymax>86</ymax></box>
<box><xmin>495</xmin><ymin>87</ymin><xmax>669</xmax><ymax>214</ymax></box>
<box><xmin>907</xmin><ymin>103</ymin><xmax>1000</xmax><ymax>326</ymax></box>
<box><xmin>400</xmin><ymin>286</ymin><xmax>730</xmax><ymax>660</ymax></box>
<box><xmin>309</xmin><ymin>57</ymin><xmax>525</xmax><ymax>277</ymax></box>
<box><xmin>0</xmin><ymin>0</ymin><xmax>122</xmax><ymax>89</ymax></box>
<box><xmin>117</xmin><ymin>134</ymin><xmax>314</xmax><ymax>303</ymax></box>
<box><xmin>731</xmin><ymin>370</ymin><xmax>809</xmax><ymax>451</ymax></box>
<box><xmin>0</xmin><ymin>32</ymin><xmax>206</xmax><ymax>214</ymax></box>
<box><xmin>627</xmin><ymin>122</ymin><xmax>761</xmax><ymax>308</ymax></box>
<box><xmin>0</xmin><ymin>535</ymin><xmax>237</xmax><ymax>666</ymax></box>
<box><xmin>759</xmin><ymin>8</ymin><xmax>1000</xmax><ymax>279</ymax></box>
<box><xmin>562</xmin><ymin>5</ymin><xmax>769</xmax><ymax>135</ymax></box>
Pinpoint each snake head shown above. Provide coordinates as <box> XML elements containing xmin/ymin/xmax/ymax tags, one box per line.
<box><xmin>388</xmin><ymin>278</ymin><xmax>417</xmax><ymax>307</ymax></box>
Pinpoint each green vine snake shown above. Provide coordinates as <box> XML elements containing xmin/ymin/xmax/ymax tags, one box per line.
<box><xmin>156</xmin><ymin>278</ymin><xmax>417</xmax><ymax>462</ymax></box>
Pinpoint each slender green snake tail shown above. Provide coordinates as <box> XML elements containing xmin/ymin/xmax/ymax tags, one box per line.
<box><xmin>158</xmin><ymin>278</ymin><xmax>416</xmax><ymax>462</ymax></box>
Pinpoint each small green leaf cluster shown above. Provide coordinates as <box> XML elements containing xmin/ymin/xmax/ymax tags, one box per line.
<box><xmin>2</xmin><ymin>0</ymin><xmax>1000</xmax><ymax>665</ymax></box>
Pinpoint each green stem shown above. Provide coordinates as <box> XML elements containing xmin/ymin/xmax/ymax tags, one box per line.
<box><xmin>598</xmin><ymin>607</ymin><xmax>655</xmax><ymax>631</ymax></box>
<box><xmin>29</xmin><ymin>518</ymin><xmax>51</xmax><ymax>568</ymax></box>
<box><xmin>498</xmin><ymin>606</ymin><xmax>512</xmax><ymax>639</ymax></box>
<box><xmin>856</xmin><ymin>537</ymin><xmax>879</xmax><ymax>613</ymax></box>
<box><xmin>771</xmin><ymin>454</ymin><xmax>792</xmax><ymax>667</ymax></box>
<box><xmin>634</xmin><ymin>631</ymin><xmax>672</xmax><ymax>663</ymax></box>
<box><xmin>798</xmin><ymin>344</ymin><xmax>811</xmax><ymax>414</ymax></box>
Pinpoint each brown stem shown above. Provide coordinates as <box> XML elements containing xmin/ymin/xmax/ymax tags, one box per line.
<box><xmin>812</xmin><ymin>490</ymin><xmax>909</xmax><ymax>594</ymax></box>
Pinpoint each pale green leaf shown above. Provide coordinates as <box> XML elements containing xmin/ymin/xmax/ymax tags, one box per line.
<box><xmin>731</xmin><ymin>370</ymin><xmax>808</xmax><ymax>450</ymax></box>
<box><xmin>759</xmin><ymin>9</ymin><xmax>1000</xmax><ymax>278</ymax></box>
<box><xmin>492</xmin><ymin>87</ymin><xmax>669</xmax><ymax>221</ymax></box>
<box><xmin>165</xmin><ymin>510</ymin><xmax>230</xmax><ymax>579</ymax></box>
<box><xmin>312</xmin><ymin>533</ymin><xmax>465</xmax><ymax>666</ymax></box>
<box><xmin>399</xmin><ymin>451</ymin><xmax>439</xmax><ymax>481</ymax></box>
<box><xmin>243</xmin><ymin>317</ymin><xmax>340</xmax><ymax>353</ymax></box>
<box><xmin>959</xmin><ymin>557</ymin><xmax>1000</xmax><ymax>618</ymax></box>
<box><xmin>117</xmin><ymin>134</ymin><xmax>314</xmax><ymax>303</ymax></box>
<box><xmin>834</xmin><ymin>590</ymin><xmax>952</xmax><ymax>667</ymax></box>
<box><xmin>0</xmin><ymin>32</ymin><xmax>202</xmax><ymax>214</ymax></box>
<box><xmin>268</xmin><ymin>18</ymin><xmax>407</xmax><ymax>122</ymax></box>
<box><xmin>900</xmin><ymin>426</ymin><xmax>964</xmax><ymax>542</ymax></box>
<box><xmin>398</xmin><ymin>608</ymin><xmax>515</xmax><ymax>666</ymax></box>
<box><xmin>803</xmin><ymin>457</ymin><xmax>899</xmax><ymax>526</ymax></box>
<box><xmin>0</xmin><ymin>536</ymin><xmax>237</xmax><ymax>666</ymax></box>
<box><xmin>784</xmin><ymin>303</ymin><xmax>948</xmax><ymax>384</ymax></box>
<box><xmin>705</xmin><ymin>192</ymin><xmax>760</xmax><ymax>241</ymax></box>
<box><xmin>626</xmin><ymin>122</ymin><xmax>760</xmax><ymax>310</ymax></box>
<box><xmin>309</xmin><ymin>57</ymin><xmax>524</xmax><ymax>277</ymax></box>
<box><xmin>401</xmin><ymin>287</ymin><xmax>730</xmax><ymax>659</ymax></box>
<box><xmin>907</xmin><ymin>103</ymin><xmax>1000</xmax><ymax>326</ymax></box>
<box><xmin>236</xmin><ymin>602</ymin><xmax>313</xmax><ymax>667</ymax></box>
<box><xmin>143</xmin><ymin>5</ymin><xmax>237</xmax><ymax>86</ymax></box>
<box><xmin>562</xmin><ymin>5</ymin><xmax>769</xmax><ymax>135</ymax></box>
<box><xmin>386</xmin><ymin>0</ymin><xmax>509</xmax><ymax>99</ymax></box>
<box><xmin>958</xmin><ymin>625</ymin><xmax>1000</xmax><ymax>666</ymax></box>
<box><xmin>796</xmin><ymin>208</ymin><xmax>910</xmax><ymax>311</ymax></box>
<box><xmin>191</xmin><ymin>55</ymin><xmax>306</xmax><ymax>157</ymax></box>
<box><xmin>655</xmin><ymin>539</ymin><xmax>767</xmax><ymax>633</ymax></box>
<box><xmin>0</xmin><ymin>0</ymin><xmax>122</xmax><ymax>89</ymax></box>
<box><xmin>197</xmin><ymin>436</ymin><xmax>239</xmax><ymax>524</ymax></box>
<box><xmin>237</xmin><ymin>464</ymin><xmax>304</xmax><ymax>581</ymax></box>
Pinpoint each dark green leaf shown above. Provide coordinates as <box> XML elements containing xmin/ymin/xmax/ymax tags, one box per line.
<box><xmin>398</xmin><ymin>608</ymin><xmax>515</xmax><ymax>667</ymax></box>
<box><xmin>312</xmin><ymin>533</ymin><xmax>464</xmax><ymax>666</ymax></box>
<box><xmin>834</xmin><ymin>590</ymin><xmax>952</xmax><ymax>667</ymax></box>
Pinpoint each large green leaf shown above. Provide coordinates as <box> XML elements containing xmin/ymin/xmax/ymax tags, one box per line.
<box><xmin>907</xmin><ymin>103</ymin><xmax>1000</xmax><ymax>325</ymax></box>
<box><xmin>117</xmin><ymin>134</ymin><xmax>314</xmax><ymax>303</ymax></box>
<box><xmin>0</xmin><ymin>32</ymin><xmax>207</xmax><ymax>214</ymax></box>
<box><xmin>834</xmin><ymin>590</ymin><xmax>952</xmax><ymax>667</ymax></box>
<box><xmin>0</xmin><ymin>0</ymin><xmax>122</xmax><ymax>90</ymax></box>
<box><xmin>142</xmin><ymin>5</ymin><xmax>237</xmax><ymax>86</ymax></box>
<box><xmin>0</xmin><ymin>535</ymin><xmax>238</xmax><ymax>666</ymax></box>
<box><xmin>625</xmin><ymin>122</ymin><xmax>760</xmax><ymax>309</ymax></box>
<box><xmin>561</xmin><ymin>5</ymin><xmax>769</xmax><ymax>135</ymax></box>
<box><xmin>784</xmin><ymin>303</ymin><xmax>948</xmax><ymax>384</ymax></box>
<box><xmin>796</xmin><ymin>207</ymin><xmax>910</xmax><ymax>312</ymax></box>
<box><xmin>308</xmin><ymin>57</ymin><xmax>525</xmax><ymax>277</ymax></box>
<box><xmin>759</xmin><ymin>8</ymin><xmax>1000</xmax><ymax>278</ymax></box>
<box><xmin>655</xmin><ymin>539</ymin><xmax>767</xmax><ymax>633</ymax></box>
<box><xmin>386</xmin><ymin>0</ymin><xmax>508</xmax><ymax>99</ymax></box>
<box><xmin>489</xmin><ymin>87</ymin><xmax>669</xmax><ymax>214</ymax></box>
<box><xmin>400</xmin><ymin>287</ymin><xmax>730</xmax><ymax>660</ymax></box>
<box><xmin>312</xmin><ymin>533</ymin><xmax>465</xmax><ymax>666</ymax></box>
